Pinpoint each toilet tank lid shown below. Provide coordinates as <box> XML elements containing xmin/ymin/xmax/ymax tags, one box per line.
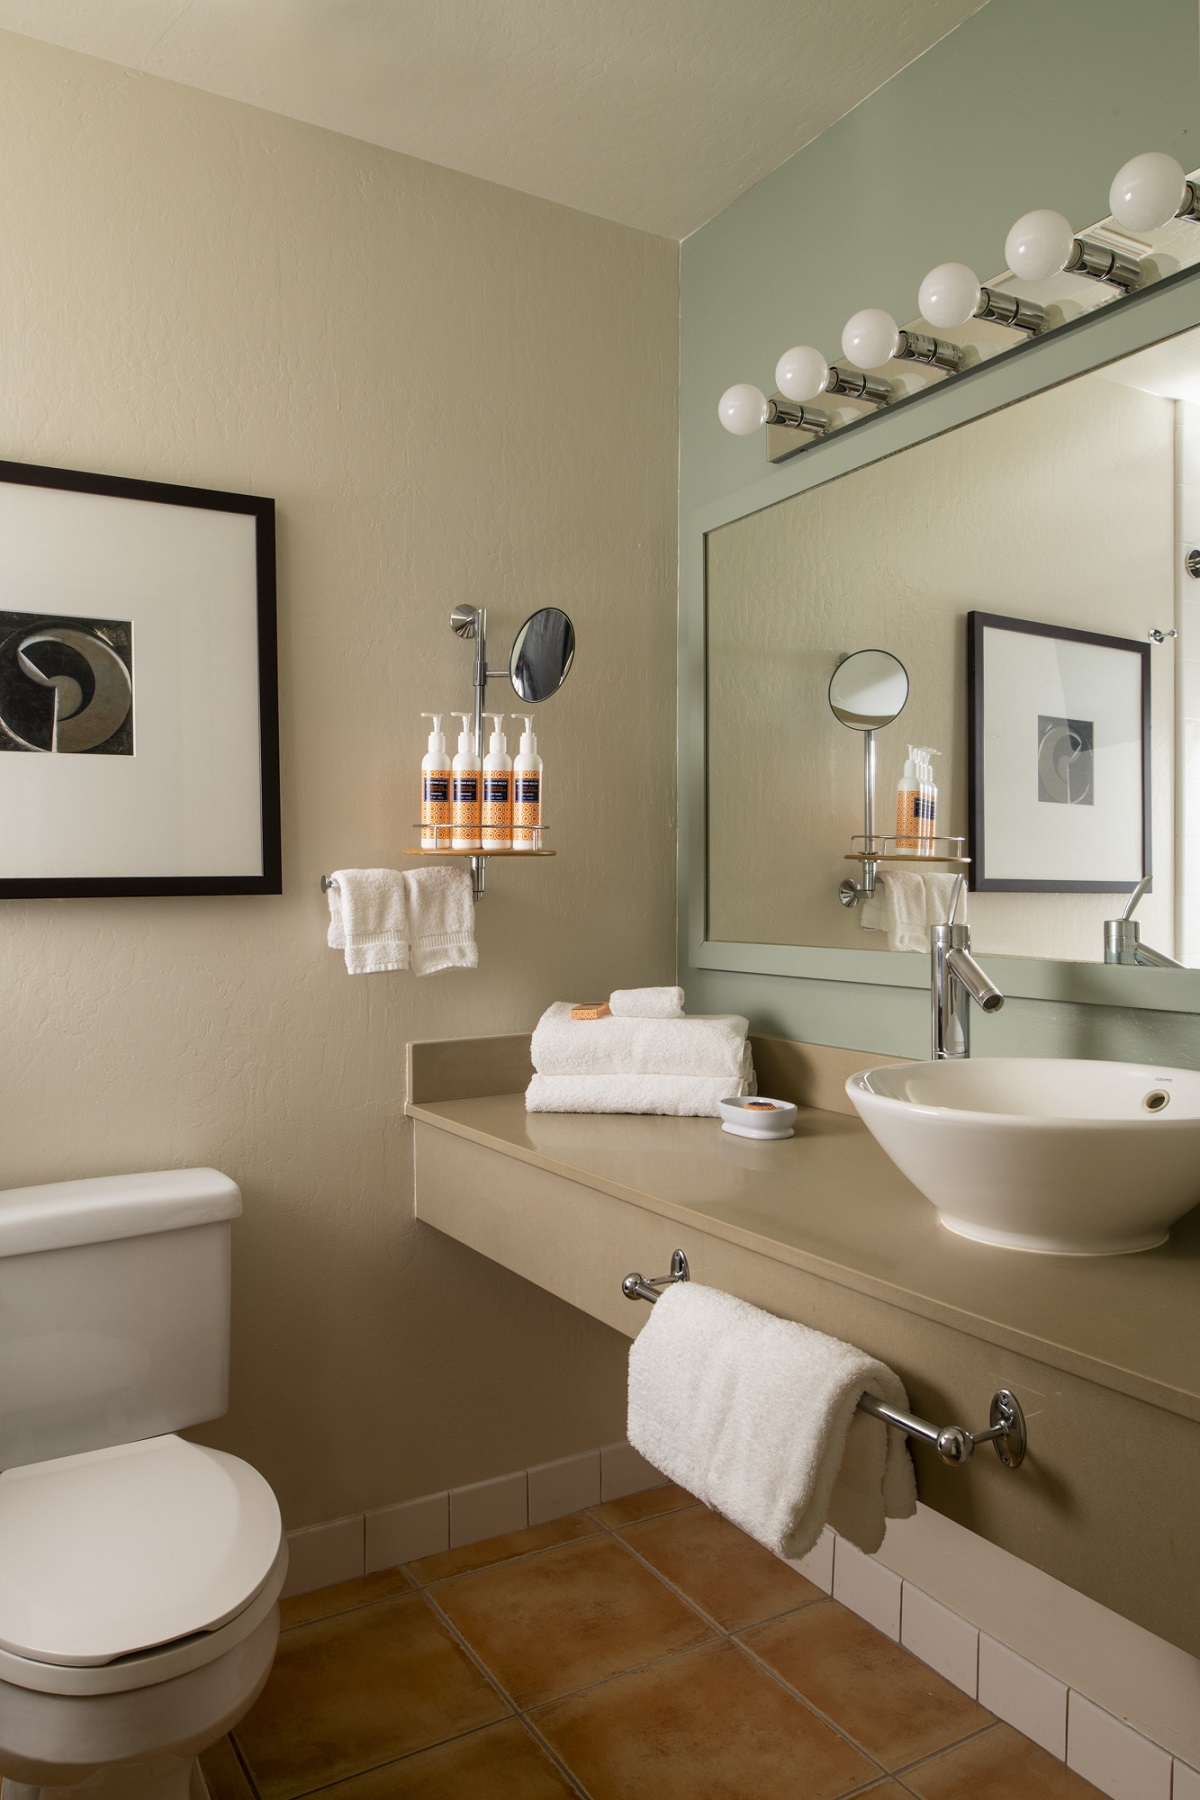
<box><xmin>0</xmin><ymin>1169</ymin><xmax>242</xmax><ymax>1258</ymax></box>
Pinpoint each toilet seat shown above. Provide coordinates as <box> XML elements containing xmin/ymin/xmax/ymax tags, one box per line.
<box><xmin>0</xmin><ymin>1435</ymin><xmax>283</xmax><ymax>1680</ymax></box>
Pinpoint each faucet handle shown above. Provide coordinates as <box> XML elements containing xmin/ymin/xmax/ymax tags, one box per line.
<box><xmin>947</xmin><ymin>873</ymin><xmax>967</xmax><ymax>927</ymax></box>
<box><xmin>1121</xmin><ymin>875</ymin><xmax>1152</xmax><ymax>922</ymax></box>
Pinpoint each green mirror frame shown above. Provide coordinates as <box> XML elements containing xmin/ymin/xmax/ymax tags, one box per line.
<box><xmin>681</xmin><ymin>262</ymin><xmax>1200</xmax><ymax>1015</ymax></box>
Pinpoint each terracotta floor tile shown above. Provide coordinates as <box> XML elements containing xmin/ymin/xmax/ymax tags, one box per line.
<box><xmin>620</xmin><ymin>1502</ymin><xmax>823</xmax><ymax>1630</ymax></box>
<box><xmin>903</xmin><ymin>1722</ymin><xmax>1107</xmax><ymax>1798</ymax></box>
<box><xmin>531</xmin><ymin>1639</ymin><xmax>879</xmax><ymax>1800</ymax></box>
<box><xmin>411</xmin><ymin>1511</ymin><xmax>599</xmax><ymax>1585</ymax></box>
<box><xmin>233</xmin><ymin>1591</ymin><xmax>508</xmax><ymax>1800</ymax></box>
<box><xmin>587</xmin><ymin>1483</ymin><xmax>697</xmax><ymax>1528</ymax></box>
<box><xmin>280</xmin><ymin>1565</ymin><xmax>413</xmax><ymax>1630</ymax></box>
<box><xmin>303</xmin><ymin>1718</ymin><xmax>579</xmax><ymax>1798</ymax></box>
<box><xmin>433</xmin><ymin>1533</ymin><xmax>715</xmax><ymax>1708</ymax></box>
<box><xmin>198</xmin><ymin>1736</ymin><xmax>255</xmax><ymax>1800</ymax></box>
<box><xmin>743</xmin><ymin>1600</ymin><xmax>991</xmax><ymax>1770</ymax></box>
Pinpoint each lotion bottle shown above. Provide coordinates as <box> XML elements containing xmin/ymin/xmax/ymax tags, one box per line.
<box><xmin>420</xmin><ymin>712</ymin><xmax>451</xmax><ymax>850</ymax></box>
<box><xmin>451</xmin><ymin>711</ymin><xmax>481</xmax><ymax>850</ymax></box>
<box><xmin>482</xmin><ymin>712</ymin><xmax>512</xmax><ymax>848</ymax></box>
<box><xmin>511</xmin><ymin>714</ymin><xmax>542</xmax><ymax>850</ymax></box>
<box><xmin>895</xmin><ymin>747</ymin><xmax>921</xmax><ymax>852</ymax></box>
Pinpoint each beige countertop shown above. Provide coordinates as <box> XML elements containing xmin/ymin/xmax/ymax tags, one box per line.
<box><xmin>408</xmin><ymin>1087</ymin><xmax>1200</xmax><ymax>1423</ymax></box>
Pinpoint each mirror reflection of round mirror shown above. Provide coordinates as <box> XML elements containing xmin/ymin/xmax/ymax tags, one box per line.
<box><xmin>510</xmin><ymin>608</ymin><xmax>576</xmax><ymax>703</ymax></box>
<box><xmin>828</xmin><ymin>649</ymin><xmax>909</xmax><ymax>730</ymax></box>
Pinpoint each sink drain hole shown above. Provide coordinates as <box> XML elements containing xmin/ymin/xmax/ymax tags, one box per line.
<box><xmin>1143</xmin><ymin>1089</ymin><xmax>1171</xmax><ymax>1113</ymax></box>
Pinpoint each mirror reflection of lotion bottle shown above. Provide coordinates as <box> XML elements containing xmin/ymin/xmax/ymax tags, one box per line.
<box><xmin>451</xmin><ymin>711</ymin><xmax>482</xmax><ymax>850</ymax></box>
<box><xmin>482</xmin><ymin>713</ymin><xmax>512</xmax><ymax>849</ymax></box>
<box><xmin>420</xmin><ymin>712</ymin><xmax>451</xmax><ymax>850</ymax></box>
<box><xmin>511</xmin><ymin>714</ymin><xmax>542</xmax><ymax>850</ymax></box>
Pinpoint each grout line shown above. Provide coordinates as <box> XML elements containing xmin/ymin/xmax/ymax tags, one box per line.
<box><xmin>227</xmin><ymin>1733</ymin><xmax>261</xmax><ymax>1799</ymax></box>
<box><xmin>887</xmin><ymin>1718</ymin><xmax>1001</xmax><ymax>1780</ymax></box>
<box><xmin>404</xmin><ymin>1522</ymin><xmax>604</xmax><ymax>1590</ymax></box>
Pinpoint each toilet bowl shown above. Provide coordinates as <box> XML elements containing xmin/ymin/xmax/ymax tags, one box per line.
<box><xmin>0</xmin><ymin>1172</ymin><xmax>287</xmax><ymax>1800</ymax></box>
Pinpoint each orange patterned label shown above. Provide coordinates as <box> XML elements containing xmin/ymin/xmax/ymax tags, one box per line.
<box><xmin>513</xmin><ymin>771</ymin><xmax>541</xmax><ymax>847</ymax></box>
<box><xmin>422</xmin><ymin>767</ymin><xmax>451</xmax><ymax>848</ymax></box>
<box><xmin>483</xmin><ymin>772</ymin><xmax>511</xmax><ymax>846</ymax></box>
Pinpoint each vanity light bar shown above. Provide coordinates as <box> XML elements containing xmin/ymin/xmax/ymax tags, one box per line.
<box><xmin>718</xmin><ymin>148</ymin><xmax>1197</xmax><ymax>452</ymax></box>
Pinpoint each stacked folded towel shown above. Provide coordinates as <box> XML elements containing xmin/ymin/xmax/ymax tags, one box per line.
<box><xmin>527</xmin><ymin>994</ymin><xmax>753</xmax><ymax>1116</ymax></box>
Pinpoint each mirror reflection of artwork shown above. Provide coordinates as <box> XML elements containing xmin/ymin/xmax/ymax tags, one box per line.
<box><xmin>1038</xmin><ymin>716</ymin><xmax>1094</xmax><ymax>806</ymax></box>
<box><xmin>0</xmin><ymin>611</ymin><xmax>133</xmax><ymax>755</ymax></box>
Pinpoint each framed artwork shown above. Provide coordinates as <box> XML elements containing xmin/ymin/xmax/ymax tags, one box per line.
<box><xmin>968</xmin><ymin>611</ymin><xmax>1150</xmax><ymax>894</ymax></box>
<box><xmin>0</xmin><ymin>459</ymin><xmax>279</xmax><ymax>897</ymax></box>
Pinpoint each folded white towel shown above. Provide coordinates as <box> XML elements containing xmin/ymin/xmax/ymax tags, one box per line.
<box><xmin>526</xmin><ymin>1055</ymin><xmax>753</xmax><ymax>1117</ymax></box>
<box><xmin>403</xmin><ymin>866</ymin><xmax>478</xmax><ymax>977</ymax></box>
<box><xmin>628</xmin><ymin>1283</ymin><xmax>917</xmax><ymax>1560</ymax></box>
<box><xmin>860</xmin><ymin>869</ymin><xmax>966</xmax><ymax>954</ymax></box>
<box><xmin>326</xmin><ymin>869</ymin><xmax>408</xmax><ymax>974</ymax></box>
<box><xmin>609</xmin><ymin>986</ymin><xmax>685</xmax><ymax>1019</ymax></box>
<box><xmin>532</xmin><ymin>1002</ymin><xmax>749</xmax><ymax>1079</ymax></box>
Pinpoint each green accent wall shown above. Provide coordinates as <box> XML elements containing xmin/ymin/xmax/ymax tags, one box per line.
<box><xmin>679</xmin><ymin>0</ymin><xmax>1200</xmax><ymax>1062</ymax></box>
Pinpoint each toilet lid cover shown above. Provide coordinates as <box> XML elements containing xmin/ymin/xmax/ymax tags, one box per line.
<box><xmin>0</xmin><ymin>1434</ymin><xmax>283</xmax><ymax>1666</ymax></box>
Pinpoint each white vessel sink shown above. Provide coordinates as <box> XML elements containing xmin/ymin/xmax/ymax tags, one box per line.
<box><xmin>846</xmin><ymin>1058</ymin><xmax>1200</xmax><ymax>1255</ymax></box>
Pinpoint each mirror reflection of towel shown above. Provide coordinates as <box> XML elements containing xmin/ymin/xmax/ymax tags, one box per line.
<box><xmin>859</xmin><ymin>870</ymin><xmax>966</xmax><ymax>953</ymax></box>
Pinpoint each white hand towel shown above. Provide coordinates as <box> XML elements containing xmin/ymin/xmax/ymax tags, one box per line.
<box><xmin>628</xmin><ymin>1282</ymin><xmax>917</xmax><ymax>1560</ymax></box>
<box><xmin>526</xmin><ymin>1053</ymin><xmax>753</xmax><ymax>1117</ymax></box>
<box><xmin>860</xmin><ymin>870</ymin><xmax>966</xmax><ymax>953</ymax></box>
<box><xmin>532</xmin><ymin>1002</ymin><xmax>749</xmax><ymax>1079</ymax></box>
<box><xmin>326</xmin><ymin>869</ymin><xmax>408</xmax><ymax>974</ymax></box>
<box><xmin>609</xmin><ymin>986</ymin><xmax>685</xmax><ymax>1019</ymax></box>
<box><xmin>403</xmin><ymin>866</ymin><xmax>478</xmax><ymax>976</ymax></box>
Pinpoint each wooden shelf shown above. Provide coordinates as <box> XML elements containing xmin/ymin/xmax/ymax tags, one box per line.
<box><xmin>845</xmin><ymin>853</ymin><xmax>970</xmax><ymax>868</ymax></box>
<box><xmin>404</xmin><ymin>847</ymin><xmax>555</xmax><ymax>857</ymax></box>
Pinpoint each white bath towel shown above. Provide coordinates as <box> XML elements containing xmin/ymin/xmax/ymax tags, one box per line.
<box><xmin>326</xmin><ymin>869</ymin><xmax>409</xmax><ymax>974</ymax></box>
<box><xmin>609</xmin><ymin>986</ymin><xmax>686</xmax><ymax>1019</ymax></box>
<box><xmin>532</xmin><ymin>1002</ymin><xmax>749</xmax><ymax>1079</ymax></box>
<box><xmin>526</xmin><ymin>1054</ymin><xmax>753</xmax><ymax>1117</ymax></box>
<box><xmin>860</xmin><ymin>869</ymin><xmax>967</xmax><ymax>953</ymax></box>
<box><xmin>628</xmin><ymin>1282</ymin><xmax>917</xmax><ymax>1560</ymax></box>
<box><xmin>403</xmin><ymin>866</ymin><xmax>478</xmax><ymax>976</ymax></box>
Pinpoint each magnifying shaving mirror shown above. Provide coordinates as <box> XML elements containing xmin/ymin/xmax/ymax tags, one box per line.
<box><xmin>509</xmin><ymin>607</ymin><xmax>576</xmax><ymax>703</ymax></box>
<box><xmin>828</xmin><ymin>648</ymin><xmax>910</xmax><ymax>730</ymax></box>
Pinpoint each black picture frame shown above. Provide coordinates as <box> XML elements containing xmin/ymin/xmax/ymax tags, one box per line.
<box><xmin>0</xmin><ymin>457</ymin><xmax>280</xmax><ymax>898</ymax></box>
<box><xmin>967</xmin><ymin>610</ymin><xmax>1150</xmax><ymax>894</ymax></box>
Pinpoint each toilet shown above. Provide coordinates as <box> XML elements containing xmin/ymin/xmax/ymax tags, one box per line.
<box><xmin>0</xmin><ymin>1169</ymin><xmax>287</xmax><ymax>1800</ymax></box>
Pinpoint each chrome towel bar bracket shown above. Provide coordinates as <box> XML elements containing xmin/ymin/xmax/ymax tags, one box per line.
<box><xmin>622</xmin><ymin>1249</ymin><xmax>1026</xmax><ymax>1470</ymax></box>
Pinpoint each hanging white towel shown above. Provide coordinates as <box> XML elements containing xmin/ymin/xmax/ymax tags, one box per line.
<box><xmin>326</xmin><ymin>869</ymin><xmax>409</xmax><ymax>974</ymax></box>
<box><xmin>860</xmin><ymin>869</ymin><xmax>966</xmax><ymax>953</ymax></box>
<box><xmin>403</xmin><ymin>865</ymin><xmax>478</xmax><ymax>976</ymax></box>
<box><xmin>531</xmin><ymin>1002</ymin><xmax>749</xmax><ymax>1079</ymax></box>
<box><xmin>609</xmin><ymin>986</ymin><xmax>686</xmax><ymax>1019</ymax></box>
<box><xmin>627</xmin><ymin>1282</ymin><xmax>917</xmax><ymax>1560</ymax></box>
<box><xmin>526</xmin><ymin>1054</ymin><xmax>753</xmax><ymax>1118</ymax></box>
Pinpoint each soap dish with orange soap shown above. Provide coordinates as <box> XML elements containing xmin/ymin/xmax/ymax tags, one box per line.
<box><xmin>718</xmin><ymin>1096</ymin><xmax>797</xmax><ymax>1140</ymax></box>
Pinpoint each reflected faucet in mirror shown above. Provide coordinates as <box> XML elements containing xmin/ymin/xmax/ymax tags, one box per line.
<box><xmin>932</xmin><ymin>876</ymin><xmax>1005</xmax><ymax>1059</ymax></box>
<box><xmin>1104</xmin><ymin>878</ymin><xmax>1185</xmax><ymax>970</ymax></box>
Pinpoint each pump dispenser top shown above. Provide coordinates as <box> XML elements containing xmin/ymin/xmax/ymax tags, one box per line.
<box><xmin>451</xmin><ymin>711</ymin><xmax>476</xmax><ymax>755</ymax></box>
<box><xmin>486</xmin><ymin>713</ymin><xmax>508</xmax><ymax>755</ymax></box>
<box><xmin>421</xmin><ymin>712</ymin><xmax>446</xmax><ymax>756</ymax></box>
<box><xmin>513</xmin><ymin>715</ymin><xmax>537</xmax><ymax>755</ymax></box>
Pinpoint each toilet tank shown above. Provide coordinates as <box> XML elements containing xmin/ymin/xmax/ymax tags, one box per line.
<box><xmin>0</xmin><ymin>1169</ymin><xmax>242</xmax><ymax>1470</ymax></box>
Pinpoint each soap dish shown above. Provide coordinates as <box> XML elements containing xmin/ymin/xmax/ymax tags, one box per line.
<box><xmin>718</xmin><ymin>1096</ymin><xmax>797</xmax><ymax>1140</ymax></box>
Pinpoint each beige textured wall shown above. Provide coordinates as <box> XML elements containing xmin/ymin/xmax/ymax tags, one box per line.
<box><xmin>0</xmin><ymin>34</ymin><xmax>678</xmax><ymax>1525</ymax></box>
<box><xmin>707</xmin><ymin>374</ymin><xmax>1175</xmax><ymax>962</ymax></box>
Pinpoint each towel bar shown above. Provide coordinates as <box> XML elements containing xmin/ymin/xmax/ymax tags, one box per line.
<box><xmin>622</xmin><ymin>1250</ymin><xmax>1026</xmax><ymax>1469</ymax></box>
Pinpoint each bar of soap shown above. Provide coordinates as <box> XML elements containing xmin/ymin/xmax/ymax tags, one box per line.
<box><xmin>570</xmin><ymin>1002</ymin><xmax>611</xmax><ymax>1020</ymax></box>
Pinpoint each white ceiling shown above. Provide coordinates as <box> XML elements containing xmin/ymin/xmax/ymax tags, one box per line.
<box><xmin>0</xmin><ymin>0</ymin><xmax>986</xmax><ymax>239</ymax></box>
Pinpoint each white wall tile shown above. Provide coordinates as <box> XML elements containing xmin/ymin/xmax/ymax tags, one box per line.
<box><xmin>600</xmin><ymin>1440</ymin><xmax>669</xmax><ymax>1501</ymax></box>
<box><xmin>365</xmin><ymin>1493</ymin><xmax>449</xmax><ymax>1571</ymax></box>
<box><xmin>448</xmin><ymin>1472</ymin><xmax>528</xmax><ymax>1548</ymax></box>
<box><xmin>901</xmin><ymin>1583</ymin><xmax>978</xmax><ymax>1696</ymax></box>
<box><xmin>528</xmin><ymin>1450</ymin><xmax>602</xmax><ymax>1524</ymax></box>
<box><xmin>282</xmin><ymin>1515</ymin><xmax>364</xmax><ymax>1598</ymax></box>
<box><xmin>831</xmin><ymin>1541</ymin><xmax>901</xmax><ymax>1640</ymax></box>
<box><xmin>978</xmin><ymin>1634</ymin><xmax>1067</xmax><ymax>1758</ymax></box>
<box><xmin>1067</xmin><ymin>1693</ymin><xmax>1172</xmax><ymax>1800</ymax></box>
<box><xmin>782</xmin><ymin>1526</ymin><xmax>834</xmax><ymax>1594</ymax></box>
<box><xmin>1174</xmin><ymin>1758</ymin><xmax>1200</xmax><ymax>1800</ymax></box>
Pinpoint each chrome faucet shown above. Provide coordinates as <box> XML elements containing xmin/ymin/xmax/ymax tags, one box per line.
<box><xmin>931</xmin><ymin>876</ymin><xmax>1004</xmax><ymax>1058</ymax></box>
<box><xmin>1103</xmin><ymin>877</ymin><xmax>1184</xmax><ymax>969</ymax></box>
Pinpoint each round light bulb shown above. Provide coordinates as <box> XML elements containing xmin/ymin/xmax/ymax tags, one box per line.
<box><xmin>775</xmin><ymin>345</ymin><xmax>829</xmax><ymax>402</ymax></box>
<box><xmin>717</xmin><ymin>383</ymin><xmax>769</xmax><ymax>436</ymax></box>
<box><xmin>1004</xmin><ymin>209</ymin><xmax>1075</xmax><ymax>282</ymax></box>
<box><xmin>918</xmin><ymin>262</ymin><xmax>982</xmax><ymax>328</ymax></box>
<box><xmin>1109</xmin><ymin>151</ymin><xmax>1187</xmax><ymax>232</ymax></box>
<box><xmin>841</xmin><ymin>308</ymin><xmax>900</xmax><ymax>368</ymax></box>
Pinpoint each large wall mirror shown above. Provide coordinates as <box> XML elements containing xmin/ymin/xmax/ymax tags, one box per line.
<box><xmin>695</xmin><ymin>269</ymin><xmax>1200</xmax><ymax>1001</ymax></box>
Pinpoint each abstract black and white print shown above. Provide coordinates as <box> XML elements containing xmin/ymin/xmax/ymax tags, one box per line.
<box><xmin>0</xmin><ymin>611</ymin><xmax>133</xmax><ymax>755</ymax></box>
<box><xmin>1037</xmin><ymin>714</ymin><xmax>1093</xmax><ymax>806</ymax></box>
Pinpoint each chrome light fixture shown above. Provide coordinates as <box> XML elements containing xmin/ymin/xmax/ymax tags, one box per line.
<box><xmin>841</xmin><ymin>307</ymin><xmax>962</xmax><ymax>372</ymax></box>
<box><xmin>918</xmin><ymin>262</ymin><xmax>1046</xmax><ymax>335</ymax></box>
<box><xmin>775</xmin><ymin>344</ymin><xmax>892</xmax><ymax>407</ymax></box>
<box><xmin>717</xmin><ymin>382</ymin><xmax>828</xmax><ymax>440</ymax></box>
<box><xmin>1004</xmin><ymin>209</ymin><xmax>1141</xmax><ymax>290</ymax></box>
<box><xmin>1109</xmin><ymin>152</ymin><xmax>1200</xmax><ymax>231</ymax></box>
